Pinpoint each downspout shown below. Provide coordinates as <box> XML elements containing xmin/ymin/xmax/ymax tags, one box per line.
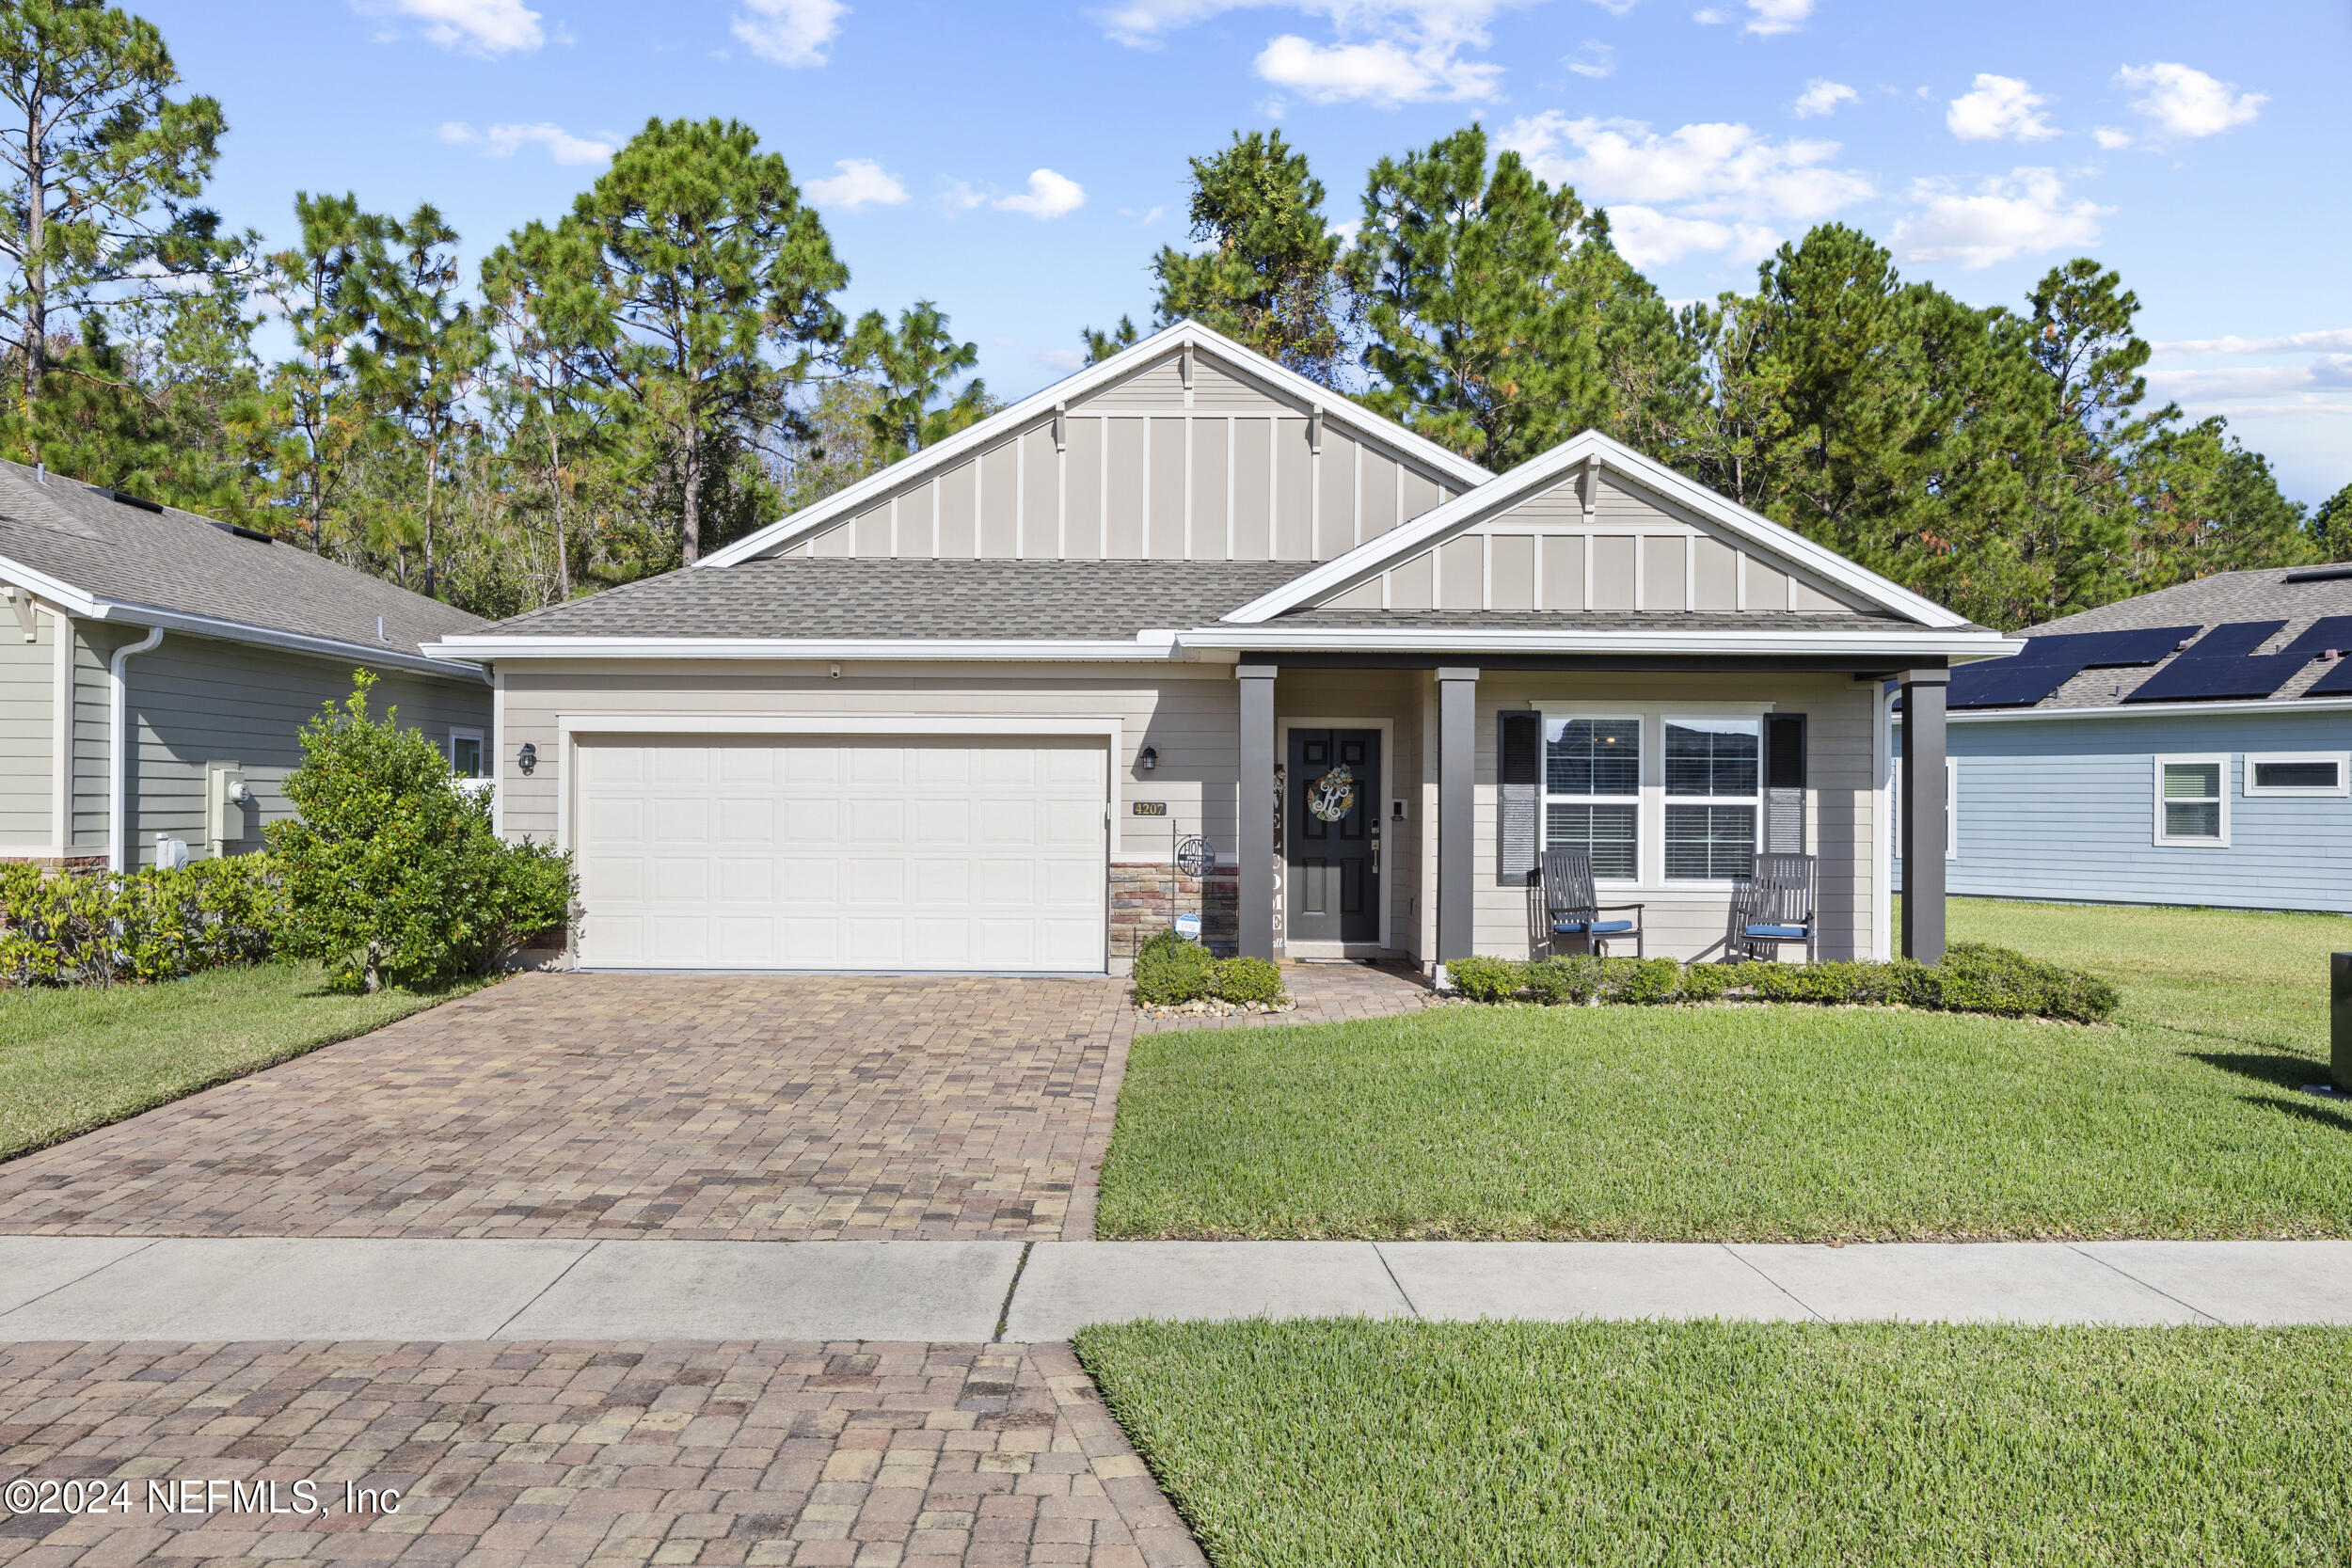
<box><xmin>107</xmin><ymin>625</ymin><xmax>164</xmax><ymax>872</ymax></box>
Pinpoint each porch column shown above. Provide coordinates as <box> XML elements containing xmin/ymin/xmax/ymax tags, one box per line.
<box><xmin>1438</xmin><ymin>666</ymin><xmax>1478</xmax><ymax>969</ymax></box>
<box><xmin>1899</xmin><ymin>668</ymin><xmax>1950</xmax><ymax>965</ymax></box>
<box><xmin>1237</xmin><ymin>663</ymin><xmax>1277</xmax><ymax>960</ymax></box>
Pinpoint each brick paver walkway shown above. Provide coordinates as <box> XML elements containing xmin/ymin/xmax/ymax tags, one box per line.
<box><xmin>0</xmin><ymin>1338</ymin><xmax>1202</xmax><ymax>1568</ymax></box>
<box><xmin>0</xmin><ymin>966</ymin><xmax>1433</xmax><ymax>1245</ymax></box>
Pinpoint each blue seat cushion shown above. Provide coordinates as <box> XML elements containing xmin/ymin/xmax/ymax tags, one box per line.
<box><xmin>1743</xmin><ymin>924</ymin><xmax>1811</xmax><ymax>939</ymax></box>
<box><xmin>1554</xmin><ymin>919</ymin><xmax>1635</xmax><ymax>935</ymax></box>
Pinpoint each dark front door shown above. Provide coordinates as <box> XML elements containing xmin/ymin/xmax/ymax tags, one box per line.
<box><xmin>1287</xmin><ymin>728</ymin><xmax>1381</xmax><ymax>944</ymax></box>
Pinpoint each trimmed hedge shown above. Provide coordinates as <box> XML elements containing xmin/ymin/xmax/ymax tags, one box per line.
<box><xmin>1132</xmin><ymin>931</ymin><xmax>1293</xmax><ymax>1008</ymax></box>
<box><xmin>0</xmin><ymin>858</ymin><xmax>283</xmax><ymax>988</ymax></box>
<box><xmin>1444</xmin><ymin>942</ymin><xmax>2118</xmax><ymax>1024</ymax></box>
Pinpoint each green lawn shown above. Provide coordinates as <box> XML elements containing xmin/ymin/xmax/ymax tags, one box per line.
<box><xmin>1096</xmin><ymin>898</ymin><xmax>2352</xmax><ymax>1240</ymax></box>
<box><xmin>0</xmin><ymin>962</ymin><xmax>483</xmax><ymax>1162</ymax></box>
<box><xmin>1076</xmin><ymin>1317</ymin><xmax>2352</xmax><ymax>1568</ymax></box>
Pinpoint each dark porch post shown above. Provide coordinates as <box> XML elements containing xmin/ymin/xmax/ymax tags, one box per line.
<box><xmin>1237</xmin><ymin>663</ymin><xmax>1277</xmax><ymax>960</ymax></box>
<box><xmin>1438</xmin><ymin>666</ymin><xmax>1478</xmax><ymax>971</ymax></box>
<box><xmin>1899</xmin><ymin>668</ymin><xmax>1950</xmax><ymax>964</ymax></box>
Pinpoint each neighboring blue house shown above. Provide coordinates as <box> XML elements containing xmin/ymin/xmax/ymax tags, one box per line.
<box><xmin>1896</xmin><ymin>563</ymin><xmax>2352</xmax><ymax>914</ymax></box>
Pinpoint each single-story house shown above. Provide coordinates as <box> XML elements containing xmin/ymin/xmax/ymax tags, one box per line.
<box><xmin>0</xmin><ymin>459</ymin><xmax>492</xmax><ymax>870</ymax></box>
<box><xmin>1895</xmin><ymin>563</ymin><xmax>2352</xmax><ymax>913</ymax></box>
<box><xmin>431</xmin><ymin>322</ymin><xmax>2010</xmax><ymax>975</ymax></box>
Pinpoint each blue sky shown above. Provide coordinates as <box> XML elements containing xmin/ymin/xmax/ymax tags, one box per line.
<box><xmin>138</xmin><ymin>0</ymin><xmax>2349</xmax><ymax>502</ymax></box>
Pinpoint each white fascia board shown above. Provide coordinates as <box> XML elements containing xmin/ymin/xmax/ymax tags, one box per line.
<box><xmin>1222</xmin><ymin>430</ymin><xmax>1973</xmax><ymax>630</ymax></box>
<box><xmin>0</xmin><ymin>554</ymin><xmax>99</xmax><ymax>617</ymax></box>
<box><xmin>423</xmin><ymin>633</ymin><xmax>1184</xmax><ymax>663</ymax></box>
<box><xmin>1915</xmin><ymin>695</ymin><xmax>2352</xmax><ymax>723</ymax></box>
<box><xmin>95</xmin><ymin>601</ymin><xmax>492</xmax><ymax>683</ymax></box>
<box><xmin>1181</xmin><ymin>626</ymin><xmax>2021</xmax><ymax>659</ymax></box>
<box><xmin>696</xmin><ymin>319</ymin><xmax>1491</xmax><ymax>570</ymax></box>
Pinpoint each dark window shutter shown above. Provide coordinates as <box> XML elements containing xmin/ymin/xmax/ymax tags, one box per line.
<box><xmin>1765</xmin><ymin>713</ymin><xmax>1806</xmax><ymax>852</ymax></box>
<box><xmin>1498</xmin><ymin>712</ymin><xmax>1541</xmax><ymax>882</ymax></box>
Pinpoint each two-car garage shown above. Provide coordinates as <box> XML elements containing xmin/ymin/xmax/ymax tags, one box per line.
<box><xmin>572</xmin><ymin>732</ymin><xmax>1110</xmax><ymax>973</ymax></box>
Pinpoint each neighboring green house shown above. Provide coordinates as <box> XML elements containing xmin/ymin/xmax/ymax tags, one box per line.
<box><xmin>0</xmin><ymin>460</ymin><xmax>491</xmax><ymax>870</ymax></box>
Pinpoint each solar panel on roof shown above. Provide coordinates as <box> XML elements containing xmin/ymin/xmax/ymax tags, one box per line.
<box><xmin>2125</xmin><ymin>620</ymin><xmax>2302</xmax><ymax>703</ymax></box>
<box><xmin>2303</xmin><ymin>657</ymin><xmax>2352</xmax><ymax>697</ymax></box>
<box><xmin>1946</xmin><ymin>624</ymin><xmax>2203</xmax><ymax>709</ymax></box>
<box><xmin>2278</xmin><ymin>614</ymin><xmax>2352</xmax><ymax>660</ymax></box>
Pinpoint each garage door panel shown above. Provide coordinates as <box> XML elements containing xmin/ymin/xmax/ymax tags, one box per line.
<box><xmin>578</xmin><ymin>736</ymin><xmax>1105</xmax><ymax>973</ymax></box>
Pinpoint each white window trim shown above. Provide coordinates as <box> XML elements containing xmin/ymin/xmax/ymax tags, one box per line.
<box><xmin>1539</xmin><ymin>709</ymin><xmax>1645</xmax><ymax>888</ymax></box>
<box><xmin>1660</xmin><ymin>713</ymin><xmax>1764</xmax><ymax>887</ymax></box>
<box><xmin>449</xmin><ymin>726</ymin><xmax>488</xmax><ymax>792</ymax></box>
<box><xmin>2153</xmin><ymin>753</ymin><xmax>2231</xmax><ymax>847</ymax></box>
<box><xmin>2243</xmin><ymin>751</ymin><xmax>2350</xmax><ymax>799</ymax></box>
<box><xmin>1890</xmin><ymin>756</ymin><xmax>1960</xmax><ymax>863</ymax></box>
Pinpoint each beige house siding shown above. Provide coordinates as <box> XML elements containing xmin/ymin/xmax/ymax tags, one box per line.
<box><xmin>494</xmin><ymin>662</ymin><xmax>1248</xmax><ymax>867</ymax></box>
<box><xmin>1468</xmin><ymin>671</ymin><xmax>1881</xmax><ymax>962</ymax></box>
<box><xmin>1316</xmin><ymin>470</ymin><xmax>1882</xmax><ymax>616</ymax></box>
<box><xmin>773</xmin><ymin>345</ymin><xmax>1465</xmax><ymax>565</ymax></box>
<box><xmin>0</xmin><ymin>608</ymin><xmax>56</xmax><ymax>847</ymax></box>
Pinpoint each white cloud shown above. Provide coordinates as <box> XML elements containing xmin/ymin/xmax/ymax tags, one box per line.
<box><xmin>1502</xmin><ymin>111</ymin><xmax>1872</xmax><ymax>227</ymax></box>
<box><xmin>1891</xmin><ymin>167</ymin><xmax>2106</xmax><ymax>270</ymax></box>
<box><xmin>1096</xmin><ymin>1</ymin><xmax>1548</xmax><ymax>104</ymax></box>
<box><xmin>803</xmin><ymin>157</ymin><xmax>906</xmax><ymax>209</ymax></box>
<box><xmin>358</xmin><ymin>0</ymin><xmax>544</xmax><ymax>55</ymax></box>
<box><xmin>1608</xmin><ymin>207</ymin><xmax>1778</xmax><ymax>267</ymax></box>
<box><xmin>2091</xmin><ymin>125</ymin><xmax>2133</xmax><ymax>150</ymax></box>
<box><xmin>2153</xmin><ymin>329</ymin><xmax>2352</xmax><ymax>356</ymax></box>
<box><xmin>1565</xmin><ymin>40</ymin><xmax>1613</xmax><ymax>77</ymax></box>
<box><xmin>732</xmin><ymin>0</ymin><xmax>845</xmax><ymax>66</ymax></box>
<box><xmin>994</xmin><ymin>168</ymin><xmax>1087</xmax><ymax>220</ymax></box>
<box><xmin>1741</xmin><ymin>0</ymin><xmax>1810</xmax><ymax>33</ymax></box>
<box><xmin>1946</xmin><ymin>73</ymin><xmax>2056</xmax><ymax>142</ymax></box>
<box><xmin>1328</xmin><ymin>216</ymin><xmax>1364</xmax><ymax>246</ymax></box>
<box><xmin>438</xmin><ymin>120</ymin><xmax>616</xmax><ymax>165</ymax></box>
<box><xmin>1692</xmin><ymin>6</ymin><xmax>1726</xmax><ymax>19</ymax></box>
<box><xmin>2145</xmin><ymin>358</ymin><xmax>2352</xmax><ymax>401</ymax></box>
<box><xmin>1791</xmin><ymin>79</ymin><xmax>1855</xmax><ymax>119</ymax></box>
<box><xmin>1037</xmin><ymin>347</ymin><xmax>1089</xmax><ymax>372</ymax></box>
<box><xmin>938</xmin><ymin>180</ymin><xmax>988</xmax><ymax>214</ymax></box>
<box><xmin>1583</xmin><ymin>0</ymin><xmax>1638</xmax><ymax>12</ymax></box>
<box><xmin>2117</xmin><ymin>61</ymin><xmax>2265</xmax><ymax>138</ymax></box>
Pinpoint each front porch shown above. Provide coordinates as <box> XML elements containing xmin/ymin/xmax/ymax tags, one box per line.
<box><xmin>1226</xmin><ymin>657</ymin><xmax>1956</xmax><ymax>971</ymax></box>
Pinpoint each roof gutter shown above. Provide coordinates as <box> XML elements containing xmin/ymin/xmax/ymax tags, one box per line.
<box><xmin>1904</xmin><ymin>694</ymin><xmax>2352</xmax><ymax>722</ymax></box>
<box><xmin>85</xmin><ymin>601</ymin><xmax>490</xmax><ymax>683</ymax></box>
<box><xmin>107</xmin><ymin>624</ymin><xmax>165</xmax><ymax>872</ymax></box>
<box><xmin>422</xmin><ymin>632</ymin><xmax>1188</xmax><ymax>663</ymax></box>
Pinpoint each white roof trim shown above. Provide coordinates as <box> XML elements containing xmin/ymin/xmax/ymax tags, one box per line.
<box><xmin>0</xmin><ymin>553</ymin><xmax>486</xmax><ymax>683</ymax></box>
<box><xmin>696</xmin><ymin>319</ymin><xmax>1493</xmax><ymax>569</ymax></box>
<box><xmin>1916</xmin><ymin>695</ymin><xmax>2352</xmax><ymax>722</ymax></box>
<box><xmin>1220</xmin><ymin>429</ymin><xmax>1974</xmax><ymax>630</ymax></box>
<box><xmin>426</xmin><ymin>633</ymin><xmax>1186</xmax><ymax>663</ymax></box>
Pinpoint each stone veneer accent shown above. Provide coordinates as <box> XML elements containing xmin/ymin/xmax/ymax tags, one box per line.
<box><xmin>1110</xmin><ymin>861</ymin><xmax>1238</xmax><ymax>961</ymax></box>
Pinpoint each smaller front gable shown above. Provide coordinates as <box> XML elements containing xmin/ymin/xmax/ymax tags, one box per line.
<box><xmin>1312</xmin><ymin>468</ymin><xmax>1870</xmax><ymax>615</ymax></box>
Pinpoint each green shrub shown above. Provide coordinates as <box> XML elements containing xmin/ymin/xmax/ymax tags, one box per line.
<box><xmin>1135</xmin><ymin>927</ymin><xmax>1216</xmax><ymax>1005</ymax></box>
<box><xmin>1525</xmin><ymin>955</ymin><xmax>1602</xmax><ymax>1005</ymax></box>
<box><xmin>1678</xmin><ymin>962</ymin><xmax>1739</xmax><ymax>1002</ymax></box>
<box><xmin>0</xmin><ymin>856</ymin><xmax>283</xmax><ymax>988</ymax></box>
<box><xmin>267</xmin><ymin>673</ymin><xmax>578</xmax><ymax>993</ymax></box>
<box><xmin>1608</xmin><ymin>957</ymin><xmax>1685</xmax><ymax>1005</ymax></box>
<box><xmin>1212</xmin><ymin>956</ymin><xmax>1289</xmax><ymax>1006</ymax></box>
<box><xmin>1922</xmin><ymin>942</ymin><xmax>2121</xmax><ymax>1023</ymax></box>
<box><xmin>1445</xmin><ymin>954</ymin><xmax>1527</xmax><ymax>1002</ymax></box>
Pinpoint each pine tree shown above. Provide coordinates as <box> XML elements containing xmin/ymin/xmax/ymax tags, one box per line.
<box><xmin>847</xmin><ymin>299</ymin><xmax>987</xmax><ymax>461</ymax></box>
<box><xmin>361</xmin><ymin>203</ymin><xmax>489</xmax><ymax>598</ymax></box>
<box><xmin>262</xmin><ymin>192</ymin><xmax>389</xmax><ymax>553</ymax></box>
<box><xmin>1151</xmin><ymin>130</ymin><xmax>1350</xmax><ymax>385</ymax></box>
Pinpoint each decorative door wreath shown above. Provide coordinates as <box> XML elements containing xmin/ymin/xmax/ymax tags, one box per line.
<box><xmin>1307</xmin><ymin>764</ymin><xmax>1357</xmax><ymax>823</ymax></box>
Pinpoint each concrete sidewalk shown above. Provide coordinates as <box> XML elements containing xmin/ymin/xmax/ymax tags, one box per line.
<box><xmin>7</xmin><ymin>1235</ymin><xmax>2352</xmax><ymax>1341</ymax></box>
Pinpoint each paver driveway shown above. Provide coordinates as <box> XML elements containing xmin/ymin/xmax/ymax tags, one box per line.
<box><xmin>0</xmin><ymin>966</ymin><xmax>1433</xmax><ymax>1244</ymax></box>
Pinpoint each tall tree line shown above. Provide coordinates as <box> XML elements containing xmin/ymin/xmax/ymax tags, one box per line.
<box><xmin>1092</xmin><ymin>126</ymin><xmax>2328</xmax><ymax>630</ymax></box>
<box><xmin>0</xmin><ymin>3</ymin><xmax>2330</xmax><ymax>629</ymax></box>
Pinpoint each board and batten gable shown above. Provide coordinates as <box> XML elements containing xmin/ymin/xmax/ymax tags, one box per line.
<box><xmin>1309</xmin><ymin>468</ymin><xmax>1876</xmax><ymax>615</ymax></box>
<box><xmin>1896</xmin><ymin>705</ymin><xmax>2352</xmax><ymax>913</ymax></box>
<box><xmin>786</xmin><ymin>346</ymin><xmax>1462</xmax><ymax>565</ymax></box>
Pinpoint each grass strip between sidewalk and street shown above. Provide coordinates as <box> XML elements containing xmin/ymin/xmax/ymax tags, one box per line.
<box><xmin>0</xmin><ymin>961</ymin><xmax>485</xmax><ymax>1162</ymax></box>
<box><xmin>1076</xmin><ymin>1316</ymin><xmax>2352</xmax><ymax>1568</ymax></box>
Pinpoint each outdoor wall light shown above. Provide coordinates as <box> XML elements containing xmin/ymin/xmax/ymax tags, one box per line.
<box><xmin>1139</xmin><ymin>746</ymin><xmax>1158</xmax><ymax>772</ymax></box>
<box><xmin>517</xmin><ymin>742</ymin><xmax>537</xmax><ymax>775</ymax></box>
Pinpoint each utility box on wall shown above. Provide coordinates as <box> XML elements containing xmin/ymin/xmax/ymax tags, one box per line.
<box><xmin>205</xmin><ymin>761</ymin><xmax>249</xmax><ymax>857</ymax></box>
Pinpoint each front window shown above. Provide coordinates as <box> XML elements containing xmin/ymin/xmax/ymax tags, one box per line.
<box><xmin>2245</xmin><ymin>752</ymin><xmax>2348</xmax><ymax>798</ymax></box>
<box><xmin>451</xmin><ymin>729</ymin><xmax>485</xmax><ymax>780</ymax></box>
<box><xmin>2155</xmin><ymin>756</ymin><xmax>2227</xmax><ymax>845</ymax></box>
<box><xmin>1663</xmin><ymin>717</ymin><xmax>1758</xmax><ymax>880</ymax></box>
<box><xmin>1544</xmin><ymin>716</ymin><xmax>1639</xmax><ymax>880</ymax></box>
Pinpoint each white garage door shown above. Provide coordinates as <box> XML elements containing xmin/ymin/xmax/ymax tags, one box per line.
<box><xmin>575</xmin><ymin>735</ymin><xmax>1108</xmax><ymax>972</ymax></box>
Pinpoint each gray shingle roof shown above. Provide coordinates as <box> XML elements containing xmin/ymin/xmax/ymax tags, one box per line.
<box><xmin>479</xmin><ymin>558</ymin><xmax>1316</xmax><ymax>639</ymax></box>
<box><xmin>0</xmin><ymin>459</ymin><xmax>486</xmax><ymax>659</ymax></box>
<box><xmin>1997</xmin><ymin>563</ymin><xmax>2352</xmax><ymax>708</ymax></box>
<box><xmin>1271</xmin><ymin>609</ymin><xmax>1915</xmax><ymax>630</ymax></box>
